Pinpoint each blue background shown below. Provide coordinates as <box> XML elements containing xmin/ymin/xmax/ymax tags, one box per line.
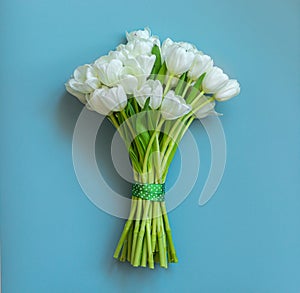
<box><xmin>1</xmin><ymin>0</ymin><xmax>300</xmax><ymax>292</ymax></box>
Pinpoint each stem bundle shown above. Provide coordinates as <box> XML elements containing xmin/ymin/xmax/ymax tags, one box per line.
<box><xmin>113</xmin><ymin>197</ymin><xmax>177</xmax><ymax>269</ymax></box>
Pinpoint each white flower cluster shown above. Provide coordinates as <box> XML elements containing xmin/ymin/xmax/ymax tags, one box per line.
<box><xmin>66</xmin><ymin>28</ymin><xmax>240</xmax><ymax>120</ymax></box>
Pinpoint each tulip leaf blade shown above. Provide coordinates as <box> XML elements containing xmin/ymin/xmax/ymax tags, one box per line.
<box><xmin>129</xmin><ymin>147</ymin><xmax>142</xmax><ymax>173</ymax></box>
<box><xmin>142</xmin><ymin>97</ymin><xmax>151</xmax><ymax>111</ymax></box>
<box><xmin>175</xmin><ymin>72</ymin><xmax>187</xmax><ymax>95</ymax></box>
<box><xmin>150</xmin><ymin>45</ymin><xmax>162</xmax><ymax>76</ymax></box>
<box><xmin>196</xmin><ymin>72</ymin><xmax>206</xmax><ymax>91</ymax></box>
<box><xmin>186</xmin><ymin>72</ymin><xmax>206</xmax><ymax>103</ymax></box>
<box><xmin>126</xmin><ymin>98</ymin><xmax>136</xmax><ymax>117</ymax></box>
<box><xmin>135</xmin><ymin>111</ymin><xmax>151</xmax><ymax>154</ymax></box>
<box><xmin>156</xmin><ymin>62</ymin><xmax>167</xmax><ymax>83</ymax></box>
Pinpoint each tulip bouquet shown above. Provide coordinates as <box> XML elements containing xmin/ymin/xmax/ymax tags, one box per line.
<box><xmin>66</xmin><ymin>28</ymin><xmax>240</xmax><ymax>269</ymax></box>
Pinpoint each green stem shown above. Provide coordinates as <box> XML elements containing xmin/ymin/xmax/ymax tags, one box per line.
<box><xmin>108</xmin><ymin>114</ymin><xmax>126</xmax><ymax>141</ymax></box>
<box><xmin>142</xmin><ymin>119</ymin><xmax>164</xmax><ymax>175</ymax></box>
<box><xmin>154</xmin><ymin>133</ymin><xmax>161</xmax><ymax>183</ymax></box>
<box><xmin>120</xmin><ymin>110</ymin><xmax>145</xmax><ymax>163</ymax></box>
<box><xmin>163</xmin><ymin>74</ymin><xmax>174</xmax><ymax>96</ymax></box>
<box><xmin>146</xmin><ymin>203</ymin><xmax>154</xmax><ymax>269</ymax></box>
<box><xmin>133</xmin><ymin>98</ymin><xmax>139</xmax><ymax>113</ymax></box>
<box><xmin>131</xmin><ymin>198</ymin><xmax>143</xmax><ymax>264</ymax></box>
<box><xmin>127</xmin><ymin>224</ymin><xmax>133</xmax><ymax>262</ymax></box>
<box><xmin>156</xmin><ymin>204</ymin><xmax>167</xmax><ymax>268</ymax></box>
<box><xmin>133</xmin><ymin>200</ymin><xmax>151</xmax><ymax>267</ymax></box>
<box><xmin>113</xmin><ymin>198</ymin><xmax>137</xmax><ymax>259</ymax></box>
<box><xmin>161</xmin><ymin>115</ymin><xmax>195</xmax><ymax>181</ymax></box>
<box><xmin>188</xmin><ymin>90</ymin><xmax>205</xmax><ymax>105</ymax></box>
<box><xmin>120</xmin><ymin>237</ymin><xmax>128</xmax><ymax>262</ymax></box>
<box><xmin>151</xmin><ymin>202</ymin><xmax>158</xmax><ymax>253</ymax></box>
<box><xmin>161</xmin><ymin>202</ymin><xmax>178</xmax><ymax>262</ymax></box>
<box><xmin>160</xmin><ymin>97</ymin><xmax>214</xmax><ymax>167</ymax></box>
<box><xmin>181</xmin><ymin>79</ymin><xmax>192</xmax><ymax>98</ymax></box>
<box><xmin>141</xmin><ymin>236</ymin><xmax>147</xmax><ymax>267</ymax></box>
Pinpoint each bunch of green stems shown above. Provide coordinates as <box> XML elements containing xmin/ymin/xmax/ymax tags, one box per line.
<box><xmin>111</xmin><ymin>66</ymin><xmax>213</xmax><ymax>268</ymax></box>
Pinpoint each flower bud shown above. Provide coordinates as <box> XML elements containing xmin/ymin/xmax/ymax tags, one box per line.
<box><xmin>202</xmin><ymin>67</ymin><xmax>229</xmax><ymax>94</ymax></box>
<box><xmin>188</xmin><ymin>54</ymin><xmax>213</xmax><ymax>81</ymax></box>
<box><xmin>215</xmin><ymin>79</ymin><xmax>240</xmax><ymax>101</ymax></box>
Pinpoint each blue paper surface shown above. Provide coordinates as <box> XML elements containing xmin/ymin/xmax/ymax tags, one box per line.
<box><xmin>1</xmin><ymin>0</ymin><xmax>300</xmax><ymax>292</ymax></box>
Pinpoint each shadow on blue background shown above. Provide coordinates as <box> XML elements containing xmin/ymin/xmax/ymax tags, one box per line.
<box><xmin>1</xmin><ymin>0</ymin><xmax>300</xmax><ymax>292</ymax></box>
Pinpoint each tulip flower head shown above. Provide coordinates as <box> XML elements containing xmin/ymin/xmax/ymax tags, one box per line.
<box><xmin>194</xmin><ymin>99</ymin><xmax>220</xmax><ymax>119</ymax></box>
<box><xmin>215</xmin><ymin>79</ymin><xmax>240</xmax><ymax>101</ymax></box>
<box><xmin>126</xmin><ymin>27</ymin><xmax>160</xmax><ymax>46</ymax></box>
<box><xmin>188</xmin><ymin>54</ymin><xmax>213</xmax><ymax>81</ymax></box>
<box><xmin>202</xmin><ymin>67</ymin><xmax>229</xmax><ymax>94</ymax></box>
<box><xmin>161</xmin><ymin>90</ymin><xmax>191</xmax><ymax>120</ymax></box>
<box><xmin>88</xmin><ymin>85</ymin><xmax>127</xmax><ymax>115</ymax></box>
<box><xmin>162</xmin><ymin>39</ymin><xmax>195</xmax><ymax>76</ymax></box>
<box><xmin>134</xmin><ymin>79</ymin><xmax>163</xmax><ymax>109</ymax></box>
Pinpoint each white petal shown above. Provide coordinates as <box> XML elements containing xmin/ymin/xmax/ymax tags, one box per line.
<box><xmin>88</xmin><ymin>86</ymin><xmax>127</xmax><ymax>115</ymax></box>
<box><xmin>215</xmin><ymin>79</ymin><xmax>240</xmax><ymax>101</ymax></box>
<box><xmin>85</xmin><ymin>77</ymin><xmax>100</xmax><ymax>90</ymax></box>
<box><xmin>74</xmin><ymin>65</ymin><xmax>90</xmax><ymax>82</ymax></box>
<box><xmin>202</xmin><ymin>67</ymin><xmax>229</xmax><ymax>94</ymax></box>
<box><xmin>161</xmin><ymin>91</ymin><xmax>191</xmax><ymax>120</ymax></box>
<box><xmin>68</xmin><ymin>78</ymin><xmax>93</xmax><ymax>93</ymax></box>
<box><xmin>188</xmin><ymin>54</ymin><xmax>213</xmax><ymax>80</ymax></box>
<box><xmin>194</xmin><ymin>99</ymin><xmax>216</xmax><ymax>119</ymax></box>
<box><xmin>106</xmin><ymin>59</ymin><xmax>123</xmax><ymax>86</ymax></box>
<box><xmin>165</xmin><ymin>45</ymin><xmax>195</xmax><ymax>75</ymax></box>
<box><xmin>136</xmin><ymin>54</ymin><xmax>156</xmax><ymax>76</ymax></box>
<box><xmin>161</xmin><ymin>38</ymin><xmax>174</xmax><ymax>60</ymax></box>
<box><xmin>120</xmin><ymin>74</ymin><xmax>138</xmax><ymax>94</ymax></box>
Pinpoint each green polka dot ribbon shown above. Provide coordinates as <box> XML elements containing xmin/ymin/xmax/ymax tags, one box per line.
<box><xmin>132</xmin><ymin>183</ymin><xmax>165</xmax><ymax>202</ymax></box>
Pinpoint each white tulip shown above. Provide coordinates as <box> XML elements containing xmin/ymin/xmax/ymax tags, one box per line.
<box><xmin>162</xmin><ymin>38</ymin><xmax>198</xmax><ymax>59</ymax></box>
<box><xmin>88</xmin><ymin>85</ymin><xmax>127</xmax><ymax>115</ymax></box>
<box><xmin>164</xmin><ymin>44</ymin><xmax>195</xmax><ymax>75</ymax></box>
<box><xmin>119</xmin><ymin>54</ymin><xmax>156</xmax><ymax>94</ymax></box>
<box><xmin>188</xmin><ymin>54</ymin><xmax>213</xmax><ymax>80</ymax></box>
<box><xmin>117</xmin><ymin>39</ymin><xmax>154</xmax><ymax>58</ymax></box>
<box><xmin>134</xmin><ymin>80</ymin><xmax>163</xmax><ymax>109</ymax></box>
<box><xmin>177</xmin><ymin>41</ymin><xmax>198</xmax><ymax>54</ymax></box>
<box><xmin>202</xmin><ymin>67</ymin><xmax>229</xmax><ymax>94</ymax></box>
<box><xmin>126</xmin><ymin>27</ymin><xmax>160</xmax><ymax>46</ymax></box>
<box><xmin>161</xmin><ymin>90</ymin><xmax>191</xmax><ymax>120</ymax></box>
<box><xmin>119</xmin><ymin>73</ymin><xmax>140</xmax><ymax>95</ymax></box>
<box><xmin>215</xmin><ymin>79</ymin><xmax>240</xmax><ymax>101</ymax></box>
<box><xmin>161</xmin><ymin>38</ymin><xmax>174</xmax><ymax>60</ymax></box>
<box><xmin>95</xmin><ymin>50</ymin><xmax>127</xmax><ymax>65</ymax></box>
<box><xmin>66</xmin><ymin>64</ymin><xmax>100</xmax><ymax>94</ymax></box>
<box><xmin>194</xmin><ymin>99</ymin><xmax>219</xmax><ymax>119</ymax></box>
<box><xmin>124</xmin><ymin>54</ymin><xmax>156</xmax><ymax>77</ymax></box>
<box><xmin>126</xmin><ymin>27</ymin><xmax>151</xmax><ymax>40</ymax></box>
<box><xmin>95</xmin><ymin>59</ymin><xmax>123</xmax><ymax>87</ymax></box>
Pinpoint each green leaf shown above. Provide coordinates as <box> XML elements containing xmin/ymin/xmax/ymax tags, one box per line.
<box><xmin>115</xmin><ymin>112</ymin><xmax>124</xmax><ymax>126</ymax></box>
<box><xmin>135</xmin><ymin>111</ymin><xmax>151</xmax><ymax>154</ymax></box>
<box><xmin>196</xmin><ymin>72</ymin><xmax>206</xmax><ymax>90</ymax></box>
<box><xmin>174</xmin><ymin>72</ymin><xmax>187</xmax><ymax>95</ymax></box>
<box><xmin>129</xmin><ymin>147</ymin><xmax>142</xmax><ymax>173</ymax></box>
<box><xmin>156</xmin><ymin>62</ymin><xmax>167</xmax><ymax>83</ymax></box>
<box><xmin>142</xmin><ymin>97</ymin><xmax>151</xmax><ymax>111</ymax></box>
<box><xmin>126</xmin><ymin>99</ymin><xmax>136</xmax><ymax>117</ymax></box>
<box><xmin>186</xmin><ymin>72</ymin><xmax>206</xmax><ymax>102</ymax></box>
<box><xmin>150</xmin><ymin>45</ymin><xmax>162</xmax><ymax>76</ymax></box>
